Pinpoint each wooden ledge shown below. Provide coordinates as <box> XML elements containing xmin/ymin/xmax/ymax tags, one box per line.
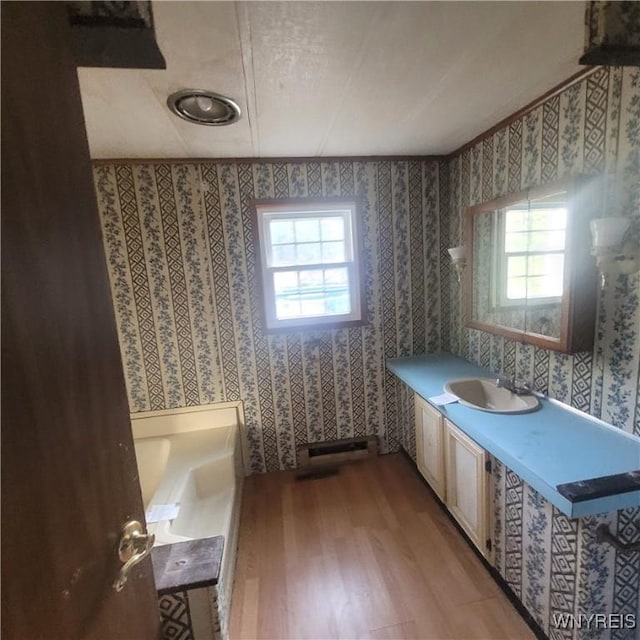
<box><xmin>151</xmin><ymin>536</ymin><xmax>224</xmax><ymax>596</ymax></box>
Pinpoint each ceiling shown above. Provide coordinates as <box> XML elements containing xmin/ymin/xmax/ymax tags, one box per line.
<box><xmin>78</xmin><ymin>1</ymin><xmax>586</xmax><ymax>160</ymax></box>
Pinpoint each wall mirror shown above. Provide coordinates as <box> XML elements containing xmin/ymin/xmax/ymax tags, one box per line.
<box><xmin>465</xmin><ymin>177</ymin><xmax>598</xmax><ymax>354</ymax></box>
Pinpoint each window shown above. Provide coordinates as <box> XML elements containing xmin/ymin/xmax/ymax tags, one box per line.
<box><xmin>254</xmin><ymin>199</ymin><xmax>364</xmax><ymax>331</ymax></box>
<box><xmin>497</xmin><ymin>196</ymin><xmax>567</xmax><ymax>306</ymax></box>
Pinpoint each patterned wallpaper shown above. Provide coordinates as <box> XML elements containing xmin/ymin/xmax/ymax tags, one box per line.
<box><xmin>94</xmin><ymin>159</ymin><xmax>443</xmax><ymax>472</ymax></box>
<box><xmin>424</xmin><ymin>66</ymin><xmax>639</xmax><ymax>640</ymax></box>
<box><xmin>93</xmin><ymin>64</ymin><xmax>639</xmax><ymax>640</ymax></box>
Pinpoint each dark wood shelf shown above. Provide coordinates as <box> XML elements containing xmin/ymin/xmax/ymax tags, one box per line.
<box><xmin>151</xmin><ymin>536</ymin><xmax>224</xmax><ymax>596</ymax></box>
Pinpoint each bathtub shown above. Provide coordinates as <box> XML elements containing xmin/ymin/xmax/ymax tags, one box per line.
<box><xmin>131</xmin><ymin>402</ymin><xmax>246</xmax><ymax>639</ymax></box>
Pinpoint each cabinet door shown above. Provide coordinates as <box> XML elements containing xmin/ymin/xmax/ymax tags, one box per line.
<box><xmin>414</xmin><ymin>395</ymin><xmax>445</xmax><ymax>501</ymax></box>
<box><xmin>444</xmin><ymin>419</ymin><xmax>490</xmax><ymax>558</ymax></box>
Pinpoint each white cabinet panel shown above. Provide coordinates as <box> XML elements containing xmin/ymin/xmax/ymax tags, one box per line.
<box><xmin>414</xmin><ymin>395</ymin><xmax>445</xmax><ymax>501</ymax></box>
<box><xmin>411</xmin><ymin>396</ymin><xmax>492</xmax><ymax>561</ymax></box>
<box><xmin>444</xmin><ymin>419</ymin><xmax>491</xmax><ymax>559</ymax></box>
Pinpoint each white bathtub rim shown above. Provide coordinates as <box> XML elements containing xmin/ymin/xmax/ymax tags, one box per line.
<box><xmin>131</xmin><ymin>400</ymin><xmax>249</xmax><ymax>478</ymax></box>
<box><xmin>137</xmin><ymin>427</ymin><xmax>239</xmax><ymax>547</ymax></box>
<box><xmin>131</xmin><ymin>401</ymin><xmax>243</xmax><ymax>437</ymax></box>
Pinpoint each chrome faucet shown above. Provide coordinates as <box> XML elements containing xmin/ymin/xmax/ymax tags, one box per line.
<box><xmin>496</xmin><ymin>377</ymin><xmax>535</xmax><ymax>396</ymax></box>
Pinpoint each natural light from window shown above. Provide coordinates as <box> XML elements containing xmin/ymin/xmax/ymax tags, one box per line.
<box><xmin>503</xmin><ymin>204</ymin><xmax>567</xmax><ymax>301</ymax></box>
<box><xmin>256</xmin><ymin>201</ymin><xmax>362</xmax><ymax>330</ymax></box>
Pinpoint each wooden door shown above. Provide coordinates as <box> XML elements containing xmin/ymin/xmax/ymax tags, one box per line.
<box><xmin>414</xmin><ymin>395</ymin><xmax>445</xmax><ymax>501</ymax></box>
<box><xmin>1</xmin><ymin>3</ymin><xmax>160</xmax><ymax>638</ymax></box>
<box><xmin>444</xmin><ymin>420</ymin><xmax>491</xmax><ymax>560</ymax></box>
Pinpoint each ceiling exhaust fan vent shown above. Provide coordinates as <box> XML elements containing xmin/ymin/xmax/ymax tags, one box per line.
<box><xmin>167</xmin><ymin>89</ymin><xmax>241</xmax><ymax>126</ymax></box>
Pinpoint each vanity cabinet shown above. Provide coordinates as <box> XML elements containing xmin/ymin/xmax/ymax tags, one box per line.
<box><xmin>413</xmin><ymin>395</ymin><xmax>491</xmax><ymax>560</ymax></box>
<box><xmin>444</xmin><ymin>419</ymin><xmax>491</xmax><ymax>560</ymax></box>
<box><xmin>414</xmin><ymin>394</ymin><xmax>445</xmax><ymax>501</ymax></box>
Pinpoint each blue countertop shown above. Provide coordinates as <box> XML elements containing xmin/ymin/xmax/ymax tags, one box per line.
<box><xmin>387</xmin><ymin>354</ymin><xmax>640</xmax><ymax>518</ymax></box>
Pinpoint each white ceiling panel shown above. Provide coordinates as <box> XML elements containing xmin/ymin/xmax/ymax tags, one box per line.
<box><xmin>78</xmin><ymin>1</ymin><xmax>586</xmax><ymax>159</ymax></box>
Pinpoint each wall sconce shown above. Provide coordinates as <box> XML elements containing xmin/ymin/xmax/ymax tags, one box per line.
<box><xmin>448</xmin><ymin>246</ymin><xmax>466</xmax><ymax>283</ymax></box>
<box><xmin>590</xmin><ymin>217</ymin><xmax>640</xmax><ymax>290</ymax></box>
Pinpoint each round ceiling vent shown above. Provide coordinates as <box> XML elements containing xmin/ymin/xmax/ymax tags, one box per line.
<box><xmin>167</xmin><ymin>89</ymin><xmax>241</xmax><ymax>126</ymax></box>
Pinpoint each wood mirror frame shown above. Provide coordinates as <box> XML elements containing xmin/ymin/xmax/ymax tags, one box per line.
<box><xmin>464</xmin><ymin>176</ymin><xmax>599</xmax><ymax>354</ymax></box>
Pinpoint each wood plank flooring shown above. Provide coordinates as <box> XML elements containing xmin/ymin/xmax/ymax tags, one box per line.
<box><xmin>229</xmin><ymin>453</ymin><xmax>535</xmax><ymax>640</ymax></box>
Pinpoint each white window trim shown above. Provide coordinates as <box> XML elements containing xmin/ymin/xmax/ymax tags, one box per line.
<box><xmin>494</xmin><ymin>204</ymin><xmax>565</xmax><ymax>308</ymax></box>
<box><xmin>255</xmin><ymin>199</ymin><xmax>363</xmax><ymax>332</ymax></box>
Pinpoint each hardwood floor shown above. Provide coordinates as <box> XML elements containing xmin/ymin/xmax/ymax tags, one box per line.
<box><xmin>229</xmin><ymin>453</ymin><xmax>535</xmax><ymax>640</ymax></box>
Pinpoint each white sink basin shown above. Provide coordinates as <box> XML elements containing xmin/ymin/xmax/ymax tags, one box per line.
<box><xmin>444</xmin><ymin>378</ymin><xmax>540</xmax><ymax>414</ymax></box>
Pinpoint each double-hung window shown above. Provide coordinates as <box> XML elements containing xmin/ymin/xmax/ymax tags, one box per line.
<box><xmin>254</xmin><ymin>199</ymin><xmax>363</xmax><ymax>331</ymax></box>
<box><xmin>498</xmin><ymin>196</ymin><xmax>567</xmax><ymax>305</ymax></box>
